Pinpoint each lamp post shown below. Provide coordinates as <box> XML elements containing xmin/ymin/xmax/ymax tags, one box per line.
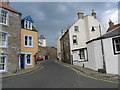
<box><xmin>92</xmin><ymin>25</ymin><xmax>106</xmax><ymax>73</ymax></box>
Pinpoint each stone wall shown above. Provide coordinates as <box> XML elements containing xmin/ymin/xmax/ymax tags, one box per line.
<box><xmin>1</xmin><ymin>10</ymin><xmax>21</xmax><ymax>73</ymax></box>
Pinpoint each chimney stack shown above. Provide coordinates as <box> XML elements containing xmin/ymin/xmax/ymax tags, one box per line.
<box><xmin>91</xmin><ymin>10</ymin><xmax>96</xmax><ymax>19</ymax></box>
<box><xmin>77</xmin><ymin>10</ymin><xmax>84</xmax><ymax>19</ymax></box>
<box><xmin>109</xmin><ymin>19</ymin><xmax>114</xmax><ymax>28</ymax></box>
<box><xmin>0</xmin><ymin>0</ymin><xmax>9</xmax><ymax>6</ymax></box>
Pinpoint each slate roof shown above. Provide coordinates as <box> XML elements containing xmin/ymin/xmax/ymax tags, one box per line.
<box><xmin>39</xmin><ymin>35</ymin><xmax>45</xmax><ymax>39</ymax></box>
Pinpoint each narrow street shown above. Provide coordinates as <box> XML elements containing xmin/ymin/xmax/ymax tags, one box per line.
<box><xmin>2</xmin><ymin>60</ymin><xmax>118</xmax><ymax>88</ymax></box>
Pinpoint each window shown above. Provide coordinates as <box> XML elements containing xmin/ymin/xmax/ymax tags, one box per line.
<box><xmin>0</xmin><ymin>9</ymin><xmax>8</xmax><ymax>25</ymax></box>
<box><xmin>24</xmin><ymin>20</ymin><xmax>32</xmax><ymax>30</ymax></box>
<box><xmin>26</xmin><ymin>54</ymin><xmax>32</xmax><ymax>65</ymax></box>
<box><xmin>0</xmin><ymin>55</ymin><xmax>7</xmax><ymax>72</ymax></box>
<box><xmin>113</xmin><ymin>37</ymin><xmax>120</xmax><ymax>54</ymax></box>
<box><xmin>74</xmin><ymin>26</ymin><xmax>79</xmax><ymax>32</ymax></box>
<box><xmin>73</xmin><ymin>35</ymin><xmax>78</xmax><ymax>45</ymax></box>
<box><xmin>24</xmin><ymin>35</ymin><xmax>33</xmax><ymax>47</ymax></box>
<box><xmin>0</xmin><ymin>31</ymin><xmax>8</xmax><ymax>48</ymax></box>
<box><xmin>80</xmin><ymin>49</ymin><xmax>85</xmax><ymax>59</ymax></box>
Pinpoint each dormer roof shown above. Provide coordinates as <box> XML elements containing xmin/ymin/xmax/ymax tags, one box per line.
<box><xmin>39</xmin><ymin>35</ymin><xmax>45</xmax><ymax>39</ymax></box>
<box><xmin>22</xmin><ymin>15</ymin><xmax>34</xmax><ymax>23</ymax></box>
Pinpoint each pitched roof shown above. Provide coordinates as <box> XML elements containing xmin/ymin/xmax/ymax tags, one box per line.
<box><xmin>22</xmin><ymin>15</ymin><xmax>34</xmax><ymax>23</ymax></box>
<box><xmin>0</xmin><ymin>3</ymin><xmax>21</xmax><ymax>15</ymax></box>
<box><xmin>107</xmin><ymin>24</ymin><xmax>120</xmax><ymax>32</ymax></box>
<box><xmin>39</xmin><ymin>35</ymin><xmax>45</xmax><ymax>39</ymax></box>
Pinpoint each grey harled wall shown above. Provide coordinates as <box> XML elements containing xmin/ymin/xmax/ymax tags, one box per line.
<box><xmin>1</xmin><ymin>10</ymin><xmax>21</xmax><ymax>73</ymax></box>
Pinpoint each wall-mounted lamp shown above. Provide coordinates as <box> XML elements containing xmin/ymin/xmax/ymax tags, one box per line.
<box><xmin>0</xmin><ymin>51</ymin><xmax>4</xmax><ymax>55</ymax></box>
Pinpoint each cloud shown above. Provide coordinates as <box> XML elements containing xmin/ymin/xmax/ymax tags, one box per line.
<box><xmin>101</xmin><ymin>9</ymin><xmax>118</xmax><ymax>28</ymax></box>
<box><xmin>27</xmin><ymin>6</ymin><xmax>45</xmax><ymax>21</ymax></box>
<box><xmin>56</xmin><ymin>4</ymin><xmax>68</xmax><ymax>13</ymax></box>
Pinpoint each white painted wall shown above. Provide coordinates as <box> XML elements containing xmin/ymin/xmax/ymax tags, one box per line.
<box><xmin>86</xmin><ymin>36</ymin><xmax>119</xmax><ymax>75</ymax></box>
<box><xmin>68</xmin><ymin>15</ymin><xmax>106</xmax><ymax>64</ymax></box>
<box><xmin>39</xmin><ymin>39</ymin><xmax>46</xmax><ymax>47</ymax></box>
<box><xmin>103</xmin><ymin>37</ymin><xmax>119</xmax><ymax>75</ymax></box>
<box><xmin>85</xmin><ymin>40</ymin><xmax>103</xmax><ymax>71</ymax></box>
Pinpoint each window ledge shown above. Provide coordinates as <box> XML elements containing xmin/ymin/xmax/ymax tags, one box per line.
<box><xmin>0</xmin><ymin>23</ymin><xmax>9</xmax><ymax>27</ymax></box>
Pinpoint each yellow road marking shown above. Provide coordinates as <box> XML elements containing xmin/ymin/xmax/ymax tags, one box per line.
<box><xmin>66</xmin><ymin>65</ymin><xmax>120</xmax><ymax>84</ymax></box>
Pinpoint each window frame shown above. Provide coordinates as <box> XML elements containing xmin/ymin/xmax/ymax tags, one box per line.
<box><xmin>113</xmin><ymin>36</ymin><xmax>120</xmax><ymax>54</ymax></box>
<box><xmin>0</xmin><ymin>8</ymin><xmax>9</xmax><ymax>26</ymax></box>
<box><xmin>0</xmin><ymin>30</ymin><xmax>8</xmax><ymax>48</ymax></box>
<box><xmin>79</xmin><ymin>49</ymin><xmax>85</xmax><ymax>59</ymax></box>
<box><xmin>0</xmin><ymin>55</ymin><xmax>8</xmax><ymax>73</ymax></box>
<box><xmin>24</xmin><ymin>20</ymin><xmax>32</xmax><ymax>30</ymax></box>
<box><xmin>24</xmin><ymin>35</ymin><xmax>33</xmax><ymax>47</ymax></box>
<box><xmin>74</xmin><ymin>26</ymin><xmax>79</xmax><ymax>32</ymax></box>
<box><xmin>26</xmin><ymin>53</ymin><xmax>32</xmax><ymax>65</ymax></box>
<box><xmin>73</xmin><ymin>35</ymin><xmax>78</xmax><ymax>45</ymax></box>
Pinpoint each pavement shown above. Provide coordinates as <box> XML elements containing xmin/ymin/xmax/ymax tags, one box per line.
<box><xmin>55</xmin><ymin>59</ymin><xmax>120</xmax><ymax>84</ymax></box>
<box><xmin>0</xmin><ymin>61</ymin><xmax>43</xmax><ymax>79</ymax></box>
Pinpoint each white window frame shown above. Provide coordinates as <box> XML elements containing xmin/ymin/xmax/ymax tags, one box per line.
<box><xmin>0</xmin><ymin>8</ymin><xmax>9</xmax><ymax>26</ymax></box>
<box><xmin>74</xmin><ymin>26</ymin><xmax>79</xmax><ymax>32</ymax></box>
<box><xmin>26</xmin><ymin>53</ymin><xmax>32</xmax><ymax>65</ymax></box>
<box><xmin>24</xmin><ymin>20</ymin><xmax>32</xmax><ymax>30</ymax></box>
<box><xmin>0</xmin><ymin>55</ymin><xmax>7</xmax><ymax>73</ymax></box>
<box><xmin>113</xmin><ymin>36</ymin><xmax>120</xmax><ymax>54</ymax></box>
<box><xmin>73</xmin><ymin>35</ymin><xmax>78</xmax><ymax>45</ymax></box>
<box><xmin>0</xmin><ymin>30</ymin><xmax>8</xmax><ymax>48</ymax></box>
<box><xmin>24</xmin><ymin>35</ymin><xmax>33</xmax><ymax>47</ymax></box>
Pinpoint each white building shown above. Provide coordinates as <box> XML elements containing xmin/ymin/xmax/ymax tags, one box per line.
<box><xmin>38</xmin><ymin>35</ymin><xmax>46</xmax><ymax>47</ymax></box>
<box><xmin>86</xmin><ymin>24</ymin><xmax>120</xmax><ymax>75</ymax></box>
<box><xmin>67</xmin><ymin>10</ymin><xmax>106</xmax><ymax>65</ymax></box>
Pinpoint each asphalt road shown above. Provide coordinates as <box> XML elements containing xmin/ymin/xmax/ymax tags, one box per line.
<box><xmin>2</xmin><ymin>60</ymin><xmax>119</xmax><ymax>88</ymax></box>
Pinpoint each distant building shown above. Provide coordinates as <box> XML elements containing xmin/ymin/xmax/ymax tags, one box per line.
<box><xmin>86</xmin><ymin>21</ymin><xmax>120</xmax><ymax>75</ymax></box>
<box><xmin>20</xmin><ymin>15</ymin><xmax>38</xmax><ymax>69</ymax></box>
<box><xmin>0</xmin><ymin>2</ymin><xmax>21</xmax><ymax>73</ymax></box>
<box><xmin>60</xmin><ymin>10</ymin><xmax>106</xmax><ymax>65</ymax></box>
<box><xmin>38</xmin><ymin>35</ymin><xmax>46</xmax><ymax>47</ymax></box>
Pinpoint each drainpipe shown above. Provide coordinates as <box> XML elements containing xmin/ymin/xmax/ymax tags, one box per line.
<box><xmin>99</xmin><ymin>25</ymin><xmax>106</xmax><ymax>73</ymax></box>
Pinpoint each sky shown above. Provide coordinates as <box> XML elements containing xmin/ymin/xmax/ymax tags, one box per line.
<box><xmin>10</xmin><ymin>2</ymin><xmax>119</xmax><ymax>47</ymax></box>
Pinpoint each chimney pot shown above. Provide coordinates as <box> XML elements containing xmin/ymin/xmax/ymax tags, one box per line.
<box><xmin>91</xmin><ymin>10</ymin><xmax>96</xmax><ymax>19</ymax></box>
<box><xmin>109</xmin><ymin>19</ymin><xmax>114</xmax><ymax>29</ymax></box>
<box><xmin>77</xmin><ymin>10</ymin><xmax>84</xmax><ymax>19</ymax></box>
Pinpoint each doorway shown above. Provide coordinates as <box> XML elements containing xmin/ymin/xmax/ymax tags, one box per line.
<box><xmin>20</xmin><ymin>54</ymin><xmax>25</xmax><ymax>69</ymax></box>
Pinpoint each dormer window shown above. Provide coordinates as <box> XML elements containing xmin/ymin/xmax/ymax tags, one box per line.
<box><xmin>22</xmin><ymin>15</ymin><xmax>34</xmax><ymax>30</ymax></box>
<box><xmin>24</xmin><ymin>20</ymin><xmax>32</xmax><ymax>30</ymax></box>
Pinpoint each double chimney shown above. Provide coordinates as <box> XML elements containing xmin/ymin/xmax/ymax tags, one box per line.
<box><xmin>77</xmin><ymin>10</ymin><xmax>96</xmax><ymax>19</ymax></box>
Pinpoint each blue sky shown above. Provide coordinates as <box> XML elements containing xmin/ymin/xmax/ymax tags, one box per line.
<box><xmin>10</xmin><ymin>2</ymin><xmax>118</xmax><ymax>47</ymax></box>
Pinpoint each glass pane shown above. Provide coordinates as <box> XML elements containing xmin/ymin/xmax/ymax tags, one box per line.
<box><xmin>29</xmin><ymin>37</ymin><xmax>32</xmax><ymax>46</ymax></box>
<box><xmin>27</xmin><ymin>54</ymin><xmax>31</xmax><ymax>64</ymax></box>
<box><xmin>0</xmin><ymin>10</ymin><xmax>8</xmax><ymax>24</ymax></box>
<box><xmin>25</xmin><ymin>36</ymin><xmax>28</xmax><ymax>45</ymax></box>
<box><xmin>116</xmin><ymin>45</ymin><xmax>120</xmax><ymax>52</ymax></box>
<box><xmin>74</xmin><ymin>26</ymin><xmax>78</xmax><ymax>31</ymax></box>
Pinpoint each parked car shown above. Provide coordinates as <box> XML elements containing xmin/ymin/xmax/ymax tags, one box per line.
<box><xmin>36</xmin><ymin>57</ymin><xmax>44</xmax><ymax>61</ymax></box>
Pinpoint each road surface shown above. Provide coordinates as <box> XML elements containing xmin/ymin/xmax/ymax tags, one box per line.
<box><xmin>2</xmin><ymin>60</ymin><xmax>119</xmax><ymax>88</ymax></box>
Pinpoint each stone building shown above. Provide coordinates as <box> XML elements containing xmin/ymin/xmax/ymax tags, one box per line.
<box><xmin>60</xmin><ymin>30</ymin><xmax>71</xmax><ymax>64</ymax></box>
<box><xmin>59</xmin><ymin>10</ymin><xmax>106</xmax><ymax>67</ymax></box>
<box><xmin>20</xmin><ymin>15</ymin><xmax>38</xmax><ymax>69</ymax></box>
<box><xmin>0</xmin><ymin>2</ymin><xmax>21</xmax><ymax>73</ymax></box>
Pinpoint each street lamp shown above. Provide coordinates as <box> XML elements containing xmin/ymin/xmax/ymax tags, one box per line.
<box><xmin>92</xmin><ymin>25</ymin><xmax>106</xmax><ymax>73</ymax></box>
